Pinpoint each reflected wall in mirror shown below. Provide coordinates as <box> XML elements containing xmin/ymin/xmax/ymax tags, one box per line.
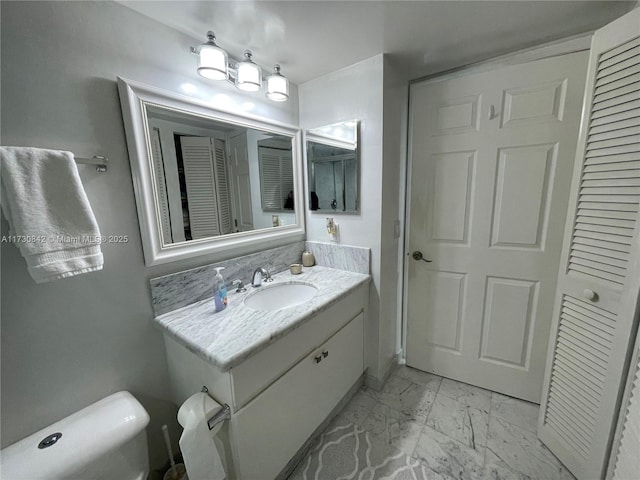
<box><xmin>118</xmin><ymin>78</ymin><xmax>304</xmax><ymax>266</ymax></box>
<box><xmin>306</xmin><ymin>120</ymin><xmax>359</xmax><ymax>213</ymax></box>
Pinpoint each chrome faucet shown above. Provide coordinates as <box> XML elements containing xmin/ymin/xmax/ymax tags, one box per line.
<box><xmin>251</xmin><ymin>267</ymin><xmax>272</xmax><ymax>287</ymax></box>
<box><xmin>231</xmin><ymin>279</ymin><xmax>247</xmax><ymax>293</ymax></box>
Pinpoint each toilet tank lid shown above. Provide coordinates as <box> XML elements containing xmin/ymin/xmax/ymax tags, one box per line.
<box><xmin>0</xmin><ymin>391</ymin><xmax>150</xmax><ymax>480</ymax></box>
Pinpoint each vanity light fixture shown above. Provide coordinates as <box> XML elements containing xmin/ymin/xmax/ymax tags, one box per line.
<box><xmin>266</xmin><ymin>65</ymin><xmax>289</xmax><ymax>102</ymax></box>
<box><xmin>191</xmin><ymin>32</ymin><xmax>289</xmax><ymax>102</ymax></box>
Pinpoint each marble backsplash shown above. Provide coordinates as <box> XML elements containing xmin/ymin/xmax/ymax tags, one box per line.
<box><xmin>150</xmin><ymin>241</ymin><xmax>306</xmax><ymax>316</ymax></box>
<box><xmin>150</xmin><ymin>240</ymin><xmax>371</xmax><ymax>316</ymax></box>
<box><xmin>305</xmin><ymin>241</ymin><xmax>370</xmax><ymax>275</ymax></box>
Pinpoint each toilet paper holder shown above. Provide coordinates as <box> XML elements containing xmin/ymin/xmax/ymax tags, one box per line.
<box><xmin>201</xmin><ymin>386</ymin><xmax>231</xmax><ymax>430</ymax></box>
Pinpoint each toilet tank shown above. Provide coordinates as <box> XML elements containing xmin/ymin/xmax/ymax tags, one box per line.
<box><xmin>0</xmin><ymin>391</ymin><xmax>150</xmax><ymax>480</ymax></box>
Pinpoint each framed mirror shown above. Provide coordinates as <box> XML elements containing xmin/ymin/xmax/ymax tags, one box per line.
<box><xmin>118</xmin><ymin>77</ymin><xmax>304</xmax><ymax>266</ymax></box>
<box><xmin>305</xmin><ymin>120</ymin><xmax>359</xmax><ymax>213</ymax></box>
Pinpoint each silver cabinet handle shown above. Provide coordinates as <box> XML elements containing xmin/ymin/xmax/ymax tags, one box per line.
<box><xmin>412</xmin><ymin>251</ymin><xmax>432</xmax><ymax>263</ymax></box>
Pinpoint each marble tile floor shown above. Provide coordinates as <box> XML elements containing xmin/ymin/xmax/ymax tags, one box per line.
<box><xmin>288</xmin><ymin>366</ymin><xmax>575</xmax><ymax>480</ymax></box>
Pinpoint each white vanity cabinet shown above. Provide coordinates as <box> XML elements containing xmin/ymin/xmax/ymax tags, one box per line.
<box><xmin>162</xmin><ymin>281</ymin><xmax>368</xmax><ymax>480</ymax></box>
<box><xmin>234</xmin><ymin>311</ymin><xmax>363</xmax><ymax>480</ymax></box>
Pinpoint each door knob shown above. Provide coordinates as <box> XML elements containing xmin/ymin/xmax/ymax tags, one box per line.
<box><xmin>412</xmin><ymin>251</ymin><xmax>432</xmax><ymax>263</ymax></box>
<box><xmin>583</xmin><ymin>289</ymin><xmax>598</xmax><ymax>301</ymax></box>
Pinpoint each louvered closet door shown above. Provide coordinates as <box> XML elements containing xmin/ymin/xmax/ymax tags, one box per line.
<box><xmin>609</xmin><ymin>328</ymin><xmax>640</xmax><ymax>480</ymax></box>
<box><xmin>538</xmin><ymin>9</ymin><xmax>640</xmax><ymax>480</ymax></box>
<box><xmin>259</xmin><ymin>147</ymin><xmax>293</xmax><ymax>210</ymax></box>
<box><xmin>259</xmin><ymin>148</ymin><xmax>282</xmax><ymax>210</ymax></box>
<box><xmin>180</xmin><ymin>136</ymin><xmax>222</xmax><ymax>239</ymax></box>
<box><xmin>281</xmin><ymin>150</ymin><xmax>294</xmax><ymax>207</ymax></box>
<box><xmin>213</xmin><ymin>139</ymin><xmax>232</xmax><ymax>235</ymax></box>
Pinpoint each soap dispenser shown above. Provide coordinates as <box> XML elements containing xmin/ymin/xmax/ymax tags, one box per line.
<box><xmin>213</xmin><ymin>267</ymin><xmax>228</xmax><ymax>312</ymax></box>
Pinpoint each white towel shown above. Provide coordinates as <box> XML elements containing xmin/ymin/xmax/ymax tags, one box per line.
<box><xmin>0</xmin><ymin>146</ymin><xmax>104</xmax><ymax>283</ymax></box>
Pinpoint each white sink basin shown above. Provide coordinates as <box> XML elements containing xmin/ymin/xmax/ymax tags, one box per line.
<box><xmin>243</xmin><ymin>282</ymin><xmax>318</xmax><ymax>311</ymax></box>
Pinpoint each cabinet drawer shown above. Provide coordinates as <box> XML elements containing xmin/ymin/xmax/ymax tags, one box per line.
<box><xmin>232</xmin><ymin>312</ymin><xmax>364</xmax><ymax>480</ymax></box>
<box><xmin>231</xmin><ymin>284</ymin><xmax>366</xmax><ymax>409</ymax></box>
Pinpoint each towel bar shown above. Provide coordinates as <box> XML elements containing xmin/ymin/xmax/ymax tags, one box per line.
<box><xmin>75</xmin><ymin>155</ymin><xmax>108</xmax><ymax>172</ymax></box>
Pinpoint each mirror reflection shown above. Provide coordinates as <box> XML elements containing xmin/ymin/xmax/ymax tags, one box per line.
<box><xmin>147</xmin><ymin>105</ymin><xmax>295</xmax><ymax>245</ymax></box>
<box><xmin>306</xmin><ymin>120</ymin><xmax>359</xmax><ymax>213</ymax></box>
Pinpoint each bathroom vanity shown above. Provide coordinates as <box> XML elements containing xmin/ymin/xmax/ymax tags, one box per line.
<box><xmin>154</xmin><ymin>266</ymin><xmax>370</xmax><ymax>480</ymax></box>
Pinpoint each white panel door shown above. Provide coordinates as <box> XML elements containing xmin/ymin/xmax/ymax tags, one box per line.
<box><xmin>538</xmin><ymin>9</ymin><xmax>640</xmax><ymax>479</ymax></box>
<box><xmin>228</xmin><ymin>133</ymin><xmax>254</xmax><ymax>232</ymax></box>
<box><xmin>406</xmin><ymin>51</ymin><xmax>589</xmax><ymax>402</ymax></box>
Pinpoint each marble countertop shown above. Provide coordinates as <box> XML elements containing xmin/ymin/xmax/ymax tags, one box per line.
<box><xmin>153</xmin><ymin>266</ymin><xmax>371</xmax><ymax>371</ymax></box>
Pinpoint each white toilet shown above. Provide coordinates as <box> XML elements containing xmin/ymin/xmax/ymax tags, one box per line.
<box><xmin>0</xmin><ymin>391</ymin><xmax>150</xmax><ymax>480</ymax></box>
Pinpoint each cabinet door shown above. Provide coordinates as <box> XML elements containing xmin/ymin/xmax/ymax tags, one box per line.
<box><xmin>231</xmin><ymin>286</ymin><xmax>366</xmax><ymax>410</ymax></box>
<box><xmin>538</xmin><ymin>9</ymin><xmax>640</xmax><ymax>480</ymax></box>
<box><xmin>232</xmin><ymin>312</ymin><xmax>364</xmax><ymax>480</ymax></box>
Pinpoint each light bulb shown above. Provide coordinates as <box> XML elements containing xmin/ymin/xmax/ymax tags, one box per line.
<box><xmin>236</xmin><ymin>50</ymin><xmax>261</xmax><ymax>92</ymax></box>
<box><xmin>266</xmin><ymin>65</ymin><xmax>289</xmax><ymax>102</ymax></box>
<box><xmin>196</xmin><ymin>31</ymin><xmax>227</xmax><ymax>80</ymax></box>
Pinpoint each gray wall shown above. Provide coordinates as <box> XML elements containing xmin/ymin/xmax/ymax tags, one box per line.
<box><xmin>0</xmin><ymin>1</ymin><xmax>298</xmax><ymax>470</ymax></box>
<box><xmin>298</xmin><ymin>55</ymin><xmax>408</xmax><ymax>384</ymax></box>
<box><xmin>381</xmin><ymin>56</ymin><xmax>409</xmax><ymax>368</ymax></box>
<box><xmin>300</xmin><ymin>55</ymin><xmax>405</xmax><ymax>383</ymax></box>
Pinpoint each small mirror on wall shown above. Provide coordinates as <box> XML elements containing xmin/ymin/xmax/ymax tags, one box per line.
<box><xmin>306</xmin><ymin>120</ymin><xmax>359</xmax><ymax>213</ymax></box>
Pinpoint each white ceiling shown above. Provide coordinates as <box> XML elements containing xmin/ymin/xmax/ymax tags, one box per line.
<box><xmin>119</xmin><ymin>1</ymin><xmax>635</xmax><ymax>84</ymax></box>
